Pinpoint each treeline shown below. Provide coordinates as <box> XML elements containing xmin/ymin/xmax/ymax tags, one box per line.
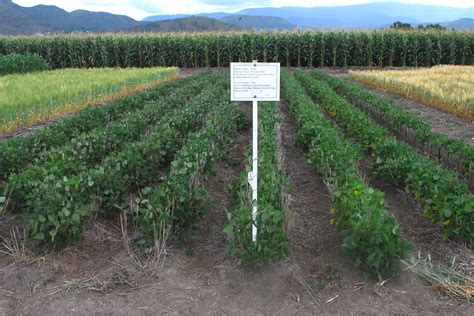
<box><xmin>390</xmin><ymin>21</ymin><xmax>447</xmax><ymax>31</ymax></box>
<box><xmin>0</xmin><ymin>30</ymin><xmax>472</xmax><ymax>68</ymax></box>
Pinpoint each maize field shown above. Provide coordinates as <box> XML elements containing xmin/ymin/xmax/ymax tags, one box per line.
<box><xmin>0</xmin><ymin>30</ymin><xmax>472</xmax><ymax>69</ymax></box>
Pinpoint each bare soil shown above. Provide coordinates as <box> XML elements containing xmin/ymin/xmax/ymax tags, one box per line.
<box><xmin>322</xmin><ymin>68</ymin><xmax>474</xmax><ymax>146</ymax></box>
<box><xmin>179</xmin><ymin>68</ymin><xmax>206</xmax><ymax>78</ymax></box>
<box><xmin>1</xmin><ymin>102</ymin><xmax>472</xmax><ymax>315</ymax></box>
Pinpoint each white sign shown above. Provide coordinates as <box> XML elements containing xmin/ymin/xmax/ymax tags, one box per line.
<box><xmin>230</xmin><ymin>61</ymin><xmax>281</xmax><ymax>243</ymax></box>
<box><xmin>231</xmin><ymin>62</ymin><xmax>280</xmax><ymax>101</ymax></box>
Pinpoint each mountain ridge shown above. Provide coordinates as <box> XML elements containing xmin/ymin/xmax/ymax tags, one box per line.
<box><xmin>144</xmin><ymin>2</ymin><xmax>473</xmax><ymax>29</ymax></box>
<box><xmin>0</xmin><ymin>0</ymin><xmax>140</xmax><ymax>34</ymax></box>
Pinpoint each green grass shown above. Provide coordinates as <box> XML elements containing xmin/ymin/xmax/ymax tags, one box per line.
<box><xmin>0</xmin><ymin>67</ymin><xmax>178</xmax><ymax>135</ymax></box>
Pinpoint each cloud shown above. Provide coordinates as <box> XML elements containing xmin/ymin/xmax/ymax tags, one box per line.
<box><xmin>200</xmin><ymin>0</ymin><xmax>271</xmax><ymax>5</ymax></box>
<box><xmin>125</xmin><ymin>0</ymin><xmax>273</xmax><ymax>15</ymax></box>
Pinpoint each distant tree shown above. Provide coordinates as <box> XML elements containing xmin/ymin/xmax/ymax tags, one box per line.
<box><xmin>390</xmin><ymin>21</ymin><xmax>412</xmax><ymax>30</ymax></box>
<box><xmin>424</xmin><ymin>23</ymin><xmax>446</xmax><ymax>30</ymax></box>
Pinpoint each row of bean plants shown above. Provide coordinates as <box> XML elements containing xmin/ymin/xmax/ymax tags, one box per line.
<box><xmin>0</xmin><ymin>30</ymin><xmax>471</xmax><ymax>69</ymax></box>
<box><xmin>4</xmin><ymin>74</ymin><xmax>215</xmax><ymax>212</ymax></box>
<box><xmin>310</xmin><ymin>70</ymin><xmax>474</xmax><ymax>183</ymax></box>
<box><xmin>0</xmin><ymin>70</ymin><xmax>192</xmax><ymax>180</ymax></box>
<box><xmin>281</xmin><ymin>69</ymin><xmax>411</xmax><ymax>278</ymax></box>
<box><xmin>224</xmin><ymin>102</ymin><xmax>291</xmax><ymax>266</ymax></box>
<box><xmin>295</xmin><ymin>70</ymin><xmax>474</xmax><ymax>246</ymax></box>
<box><xmin>137</xmin><ymin>99</ymin><xmax>247</xmax><ymax>246</ymax></box>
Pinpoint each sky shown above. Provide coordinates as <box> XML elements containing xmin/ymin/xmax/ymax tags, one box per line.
<box><xmin>12</xmin><ymin>1</ymin><xmax>474</xmax><ymax>20</ymax></box>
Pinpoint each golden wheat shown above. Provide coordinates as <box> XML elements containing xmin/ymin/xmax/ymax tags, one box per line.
<box><xmin>349</xmin><ymin>65</ymin><xmax>474</xmax><ymax>120</ymax></box>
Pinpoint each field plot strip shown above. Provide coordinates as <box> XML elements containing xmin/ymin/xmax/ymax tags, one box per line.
<box><xmin>349</xmin><ymin>66</ymin><xmax>474</xmax><ymax>121</ymax></box>
<box><xmin>295</xmin><ymin>70</ymin><xmax>474</xmax><ymax>246</ymax></box>
<box><xmin>0</xmin><ymin>67</ymin><xmax>179</xmax><ymax>135</ymax></box>
<box><xmin>281</xmin><ymin>69</ymin><xmax>411</xmax><ymax>278</ymax></box>
<box><xmin>310</xmin><ymin>70</ymin><xmax>474</xmax><ymax>185</ymax></box>
<box><xmin>224</xmin><ymin>101</ymin><xmax>290</xmax><ymax>266</ymax></box>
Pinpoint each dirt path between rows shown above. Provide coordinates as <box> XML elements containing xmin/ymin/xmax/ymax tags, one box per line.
<box><xmin>1</xmin><ymin>102</ymin><xmax>472</xmax><ymax>315</ymax></box>
<box><xmin>323</xmin><ymin>68</ymin><xmax>474</xmax><ymax>146</ymax></box>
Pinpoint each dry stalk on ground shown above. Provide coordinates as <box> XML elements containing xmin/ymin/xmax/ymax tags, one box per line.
<box><xmin>119</xmin><ymin>199</ymin><xmax>172</xmax><ymax>278</ymax></box>
<box><xmin>0</xmin><ymin>226</ymin><xmax>29</xmax><ymax>262</ymax></box>
<box><xmin>403</xmin><ymin>252</ymin><xmax>474</xmax><ymax>301</ymax></box>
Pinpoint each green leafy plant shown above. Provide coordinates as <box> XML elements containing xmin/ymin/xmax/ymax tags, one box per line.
<box><xmin>224</xmin><ymin>102</ymin><xmax>291</xmax><ymax>266</ymax></box>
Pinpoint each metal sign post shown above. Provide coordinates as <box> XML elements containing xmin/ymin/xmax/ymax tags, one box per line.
<box><xmin>251</xmin><ymin>99</ymin><xmax>258</xmax><ymax>242</ymax></box>
<box><xmin>230</xmin><ymin>61</ymin><xmax>280</xmax><ymax>243</ymax></box>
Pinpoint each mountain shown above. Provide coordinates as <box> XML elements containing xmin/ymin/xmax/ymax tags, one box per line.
<box><xmin>126</xmin><ymin>16</ymin><xmax>238</xmax><ymax>33</ymax></box>
<box><xmin>220</xmin><ymin>15</ymin><xmax>295</xmax><ymax>30</ymax></box>
<box><xmin>442</xmin><ymin>18</ymin><xmax>474</xmax><ymax>30</ymax></box>
<box><xmin>0</xmin><ymin>0</ymin><xmax>139</xmax><ymax>35</ymax></box>
<box><xmin>144</xmin><ymin>2</ymin><xmax>473</xmax><ymax>29</ymax></box>
<box><xmin>236</xmin><ymin>3</ymin><xmax>473</xmax><ymax>29</ymax></box>
<box><xmin>0</xmin><ymin>0</ymin><xmax>47</xmax><ymax>34</ymax></box>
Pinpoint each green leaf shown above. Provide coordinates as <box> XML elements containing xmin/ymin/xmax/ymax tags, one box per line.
<box><xmin>33</xmin><ymin>232</ymin><xmax>45</xmax><ymax>240</ymax></box>
<box><xmin>38</xmin><ymin>215</ymin><xmax>46</xmax><ymax>223</ymax></box>
<box><xmin>49</xmin><ymin>229</ymin><xmax>58</xmax><ymax>238</ymax></box>
<box><xmin>72</xmin><ymin>213</ymin><xmax>80</xmax><ymax>222</ymax></box>
<box><xmin>223</xmin><ymin>224</ymin><xmax>234</xmax><ymax>237</ymax></box>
